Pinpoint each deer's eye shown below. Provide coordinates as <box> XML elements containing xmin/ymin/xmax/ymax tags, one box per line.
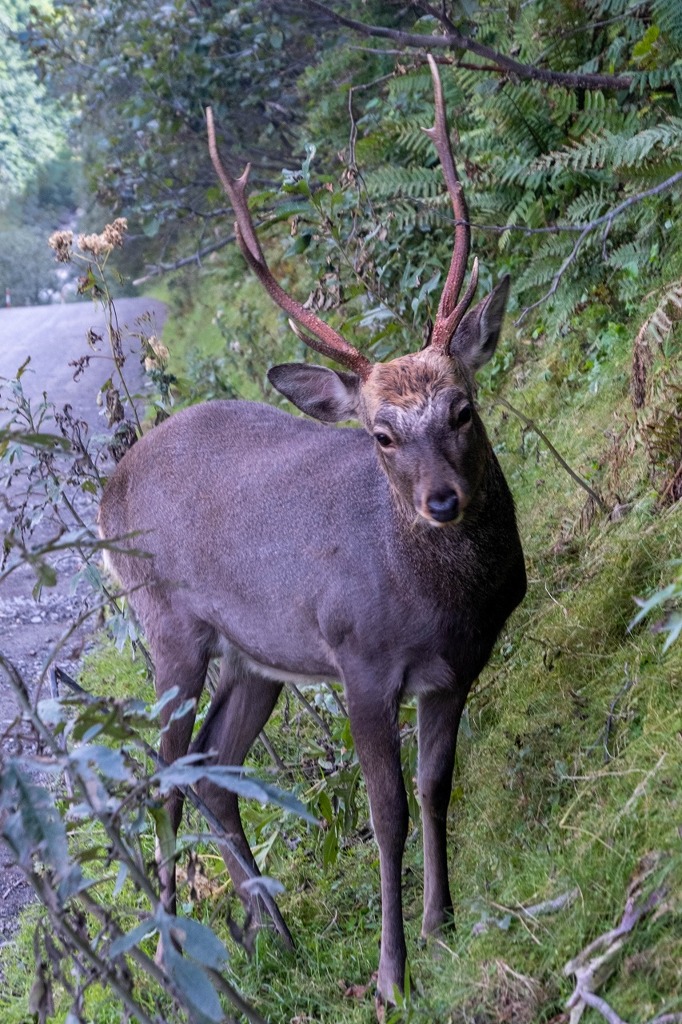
<box><xmin>374</xmin><ymin>432</ymin><xmax>394</xmax><ymax>449</ymax></box>
<box><xmin>454</xmin><ymin>405</ymin><xmax>472</xmax><ymax>428</ymax></box>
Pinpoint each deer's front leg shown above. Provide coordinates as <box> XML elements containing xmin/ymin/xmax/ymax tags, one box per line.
<box><xmin>417</xmin><ymin>690</ymin><xmax>467</xmax><ymax>935</ymax></box>
<box><xmin>346</xmin><ymin>687</ymin><xmax>408</xmax><ymax>1003</ymax></box>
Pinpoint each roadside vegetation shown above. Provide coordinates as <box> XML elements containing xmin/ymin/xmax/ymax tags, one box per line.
<box><xmin>1</xmin><ymin>2</ymin><xmax>681</xmax><ymax>1022</ymax></box>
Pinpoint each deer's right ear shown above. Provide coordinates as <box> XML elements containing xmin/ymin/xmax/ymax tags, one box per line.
<box><xmin>449</xmin><ymin>275</ymin><xmax>510</xmax><ymax>372</ymax></box>
<box><xmin>268</xmin><ymin>363</ymin><xmax>361</xmax><ymax>423</ymax></box>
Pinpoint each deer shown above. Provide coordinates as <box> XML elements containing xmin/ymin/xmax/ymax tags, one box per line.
<box><xmin>98</xmin><ymin>55</ymin><xmax>526</xmax><ymax>1004</ymax></box>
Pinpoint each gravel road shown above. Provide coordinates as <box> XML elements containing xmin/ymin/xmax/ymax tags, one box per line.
<box><xmin>0</xmin><ymin>296</ymin><xmax>166</xmax><ymax>939</ymax></box>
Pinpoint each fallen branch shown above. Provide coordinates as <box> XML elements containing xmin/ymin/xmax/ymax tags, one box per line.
<box><xmin>473</xmin><ymin>887</ymin><xmax>578</xmax><ymax>935</ymax></box>
<box><xmin>564</xmin><ymin>856</ymin><xmax>674</xmax><ymax>1024</ymax></box>
<box><xmin>522</xmin><ymin>887</ymin><xmax>580</xmax><ymax>920</ymax></box>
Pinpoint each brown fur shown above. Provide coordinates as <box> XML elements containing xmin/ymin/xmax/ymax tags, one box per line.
<box><xmin>362</xmin><ymin>349</ymin><xmax>460</xmax><ymax>416</ymax></box>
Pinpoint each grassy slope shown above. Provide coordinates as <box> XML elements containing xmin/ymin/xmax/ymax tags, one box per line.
<box><xmin>3</xmin><ymin>267</ymin><xmax>679</xmax><ymax>1024</ymax></box>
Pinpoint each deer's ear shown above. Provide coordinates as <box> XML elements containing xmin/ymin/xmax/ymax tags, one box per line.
<box><xmin>268</xmin><ymin>363</ymin><xmax>361</xmax><ymax>423</ymax></box>
<box><xmin>449</xmin><ymin>275</ymin><xmax>510</xmax><ymax>371</ymax></box>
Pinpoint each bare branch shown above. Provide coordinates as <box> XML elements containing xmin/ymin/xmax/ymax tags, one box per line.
<box><xmin>133</xmin><ymin>234</ymin><xmax>236</xmax><ymax>285</ymax></box>
<box><xmin>563</xmin><ymin>870</ymin><xmax>670</xmax><ymax>1024</ymax></box>
<box><xmin>300</xmin><ymin>0</ymin><xmax>635</xmax><ymax>92</ymax></box>
<box><xmin>347</xmin><ymin>45</ymin><xmax>503</xmax><ymax>73</ymax></box>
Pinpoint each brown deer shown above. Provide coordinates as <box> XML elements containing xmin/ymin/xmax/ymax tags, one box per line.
<box><xmin>98</xmin><ymin>56</ymin><xmax>526</xmax><ymax>1003</ymax></box>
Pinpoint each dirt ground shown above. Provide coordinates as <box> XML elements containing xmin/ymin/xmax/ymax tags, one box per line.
<box><xmin>0</xmin><ymin>297</ymin><xmax>166</xmax><ymax>943</ymax></box>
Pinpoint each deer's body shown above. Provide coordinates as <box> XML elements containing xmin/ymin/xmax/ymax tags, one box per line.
<box><xmin>99</xmin><ymin>57</ymin><xmax>526</xmax><ymax>1005</ymax></box>
<box><xmin>103</xmin><ymin>398</ymin><xmax>522</xmax><ymax>690</ymax></box>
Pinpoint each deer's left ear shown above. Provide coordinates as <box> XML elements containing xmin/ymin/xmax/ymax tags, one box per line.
<box><xmin>449</xmin><ymin>274</ymin><xmax>510</xmax><ymax>371</ymax></box>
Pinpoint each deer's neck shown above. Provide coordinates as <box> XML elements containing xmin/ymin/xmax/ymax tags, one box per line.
<box><xmin>387</xmin><ymin>451</ymin><xmax>518</xmax><ymax>601</ymax></box>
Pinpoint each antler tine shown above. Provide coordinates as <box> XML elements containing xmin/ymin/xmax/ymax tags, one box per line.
<box><xmin>206</xmin><ymin>107</ymin><xmax>372</xmax><ymax>380</ymax></box>
<box><xmin>423</xmin><ymin>55</ymin><xmax>477</xmax><ymax>350</ymax></box>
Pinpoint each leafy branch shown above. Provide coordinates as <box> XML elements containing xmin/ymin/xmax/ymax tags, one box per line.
<box><xmin>515</xmin><ymin>170</ymin><xmax>682</xmax><ymax>325</ymax></box>
<box><xmin>0</xmin><ymin>650</ymin><xmax>307</xmax><ymax>1023</ymax></box>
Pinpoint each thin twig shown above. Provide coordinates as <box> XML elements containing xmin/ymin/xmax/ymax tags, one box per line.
<box><xmin>326</xmin><ymin>682</ymin><xmax>348</xmax><ymax>718</ymax></box>
<box><xmin>620</xmin><ymin>754</ymin><xmax>666</xmax><ymax>816</ymax></box>
<box><xmin>494</xmin><ymin>396</ymin><xmax>610</xmax><ymax>512</ymax></box>
<box><xmin>289</xmin><ymin>683</ymin><xmax>334</xmax><ymax>742</ymax></box>
<box><xmin>258</xmin><ymin>728</ymin><xmax>286</xmax><ymax>770</ymax></box>
<box><xmin>205</xmin><ymin>967</ymin><xmax>269</xmax><ymax>1024</ymax></box>
<box><xmin>132</xmin><ymin>232</ymin><xmax>236</xmax><ymax>285</ymax></box>
<box><xmin>602</xmin><ymin>672</ymin><xmax>636</xmax><ymax>762</ymax></box>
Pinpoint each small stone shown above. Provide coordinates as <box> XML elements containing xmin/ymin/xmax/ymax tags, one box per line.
<box><xmin>30</xmin><ymin>615</ymin><xmax>42</xmax><ymax>624</ymax></box>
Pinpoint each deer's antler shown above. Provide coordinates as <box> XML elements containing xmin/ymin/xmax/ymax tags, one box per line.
<box><xmin>206</xmin><ymin>108</ymin><xmax>372</xmax><ymax>380</ymax></box>
<box><xmin>423</xmin><ymin>55</ymin><xmax>478</xmax><ymax>351</ymax></box>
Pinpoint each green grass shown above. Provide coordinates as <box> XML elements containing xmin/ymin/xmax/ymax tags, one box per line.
<box><xmin>2</xmin><ymin>281</ymin><xmax>680</xmax><ymax>1024</ymax></box>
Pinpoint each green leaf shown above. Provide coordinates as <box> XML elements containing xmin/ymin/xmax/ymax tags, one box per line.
<box><xmin>317</xmin><ymin>789</ymin><xmax>333</xmax><ymax>825</ymax></box>
<box><xmin>170</xmin><ymin>917</ymin><xmax>229</xmax><ymax>970</ymax></box>
<box><xmin>150</xmin><ymin>805</ymin><xmax>176</xmax><ymax>875</ymax></box>
<box><xmin>154</xmin><ymin>760</ymin><xmax>316</xmax><ymax>821</ymax></box>
<box><xmin>633</xmin><ymin>24</ymin><xmax>660</xmax><ymax>59</ymax></box>
<box><xmin>69</xmin><ymin>744</ymin><xmax>131</xmax><ymax>782</ymax></box>
<box><xmin>164</xmin><ymin>945</ymin><xmax>224</xmax><ymax>1024</ymax></box>
<box><xmin>322</xmin><ymin>822</ymin><xmax>338</xmax><ymax>869</ymax></box>
<box><xmin>109</xmin><ymin>919</ymin><xmax>158</xmax><ymax>959</ymax></box>
<box><xmin>113</xmin><ymin>862</ymin><xmax>129</xmax><ymax>897</ymax></box>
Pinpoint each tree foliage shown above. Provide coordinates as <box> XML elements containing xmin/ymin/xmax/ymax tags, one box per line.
<box><xmin>0</xmin><ymin>0</ymin><xmax>65</xmax><ymax>202</ymax></box>
<box><xmin>29</xmin><ymin>0</ymin><xmax>682</xmax><ymax>340</ymax></box>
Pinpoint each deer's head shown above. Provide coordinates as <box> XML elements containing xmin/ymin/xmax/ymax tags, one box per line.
<box><xmin>207</xmin><ymin>56</ymin><xmax>509</xmax><ymax>527</ymax></box>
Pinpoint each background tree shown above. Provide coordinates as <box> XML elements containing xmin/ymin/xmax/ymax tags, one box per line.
<box><xmin>27</xmin><ymin>0</ymin><xmax>681</xmax><ymax>341</ymax></box>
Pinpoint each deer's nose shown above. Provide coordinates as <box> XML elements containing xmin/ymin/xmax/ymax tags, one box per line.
<box><xmin>426</xmin><ymin>490</ymin><xmax>460</xmax><ymax>523</ymax></box>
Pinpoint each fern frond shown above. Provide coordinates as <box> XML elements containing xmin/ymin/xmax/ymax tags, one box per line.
<box><xmin>618</xmin><ymin>119</ymin><xmax>682</xmax><ymax>166</ymax></box>
<box><xmin>640</xmin><ymin>280</ymin><xmax>682</xmax><ymax>347</ymax></box>
<box><xmin>536</xmin><ymin>119</ymin><xmax>682</xmax><ymax>174</ymax></box>
<box><xmin>631</xmin><ymin>278</ymin><xmax>682</xmax><ymax>408</ymax></box>
<box><xmin>565</xmin><ymin>185</ymin><xmax>610</xmax><ymax>223</ymax></box>
<box><xmin>653</xmin><ymin>0</ymin><xmax>682</xmax><ymax>46</ymax></box>
<box><xmin>364</xmin><ymin>166</ymin><xmax>441</xmax><ymax>201</ymax></box>
<box><xmin>607</xmin><ymin>239</ymin><xmax>656</xmax><ymax>274</ymax></box>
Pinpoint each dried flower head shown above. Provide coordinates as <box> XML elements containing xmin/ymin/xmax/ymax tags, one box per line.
<box><xmin>102</xmin><ymin>218</ymin><xmax>128</xmax><ymax>248</ymax></box>
<box><xmin>78</xmin><ymin>218</ymin><xmax>129</xmax><ymax>257</ymax></box>
<box><xmin>48</xmin><ymin>230</ymin><xmax>74</xmax><ymax>263</ymax></box>
<box><xmin>78</xmin><ymin>233</ymin><xmax>110</xmax><ymax>257</ymax></box>
<box><xmin>148</xmin><ymin>335</ymin><xmax>169</xmax><ymax>362</ymax></box>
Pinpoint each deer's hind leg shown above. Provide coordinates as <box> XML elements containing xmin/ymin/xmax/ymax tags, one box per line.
<box><xmin>149</xmin><ymin>618</ymin><xmax>213</xmax><ymax>915</ymax></box>
<box><xmin>190</xmin><ymin>653</ymin><xmax>290</xmax><ymax>944</ymax></box>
